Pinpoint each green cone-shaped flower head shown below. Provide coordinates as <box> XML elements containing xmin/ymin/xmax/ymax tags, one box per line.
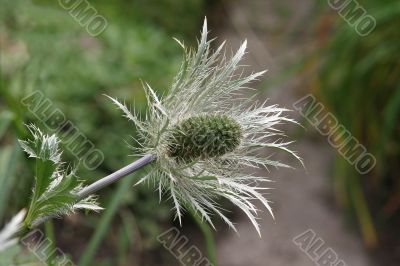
<box><xmin>167</xmin><ymin>114</ymin><xmax>242</xmax><ymax>161</ymax></box>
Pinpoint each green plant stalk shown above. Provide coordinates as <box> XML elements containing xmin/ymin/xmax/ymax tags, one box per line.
<box><xmin>350</xmin><ymin>175</ymin><xmax>378</xmax><ymax>248</ymax></box>
<box><xmin>44</xmin><ymin>221</ymin><xmax>56</xmax><ymax>266</ymax></box>
<box><xmin>78</xmin><ymin>172</ymin><xmax>139</xmax><ymax>266</ymax></box>
<box><xmin>189</xmin><ymin>209</ymin><xmax>217</xmax><ymax>265</ymax></box>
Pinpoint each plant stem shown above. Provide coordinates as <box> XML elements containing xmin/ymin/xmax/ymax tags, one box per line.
<box><xmin>77</xmin><ymin>154</ymin><xmax>156</xmax><ymax>200</ymax></box>
<box><xmin>44</xmin><ymin>221</ymin><xmax>56</xmax><ymax>266</ymax></box>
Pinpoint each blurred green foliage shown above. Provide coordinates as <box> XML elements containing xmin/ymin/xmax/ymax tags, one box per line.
<box><xmin>316</xmin><ymin>0</ymin><xmax>400</xmax><ymax>249</ymax></box>
<box><xmin>0</xmin><ymin>0</ymin><xmax>204</xmax><ymax>264</ymax></box>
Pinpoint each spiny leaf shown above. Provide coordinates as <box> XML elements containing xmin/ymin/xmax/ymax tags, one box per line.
<box><xmin>20</xmin><ymin>125</ymin><xmax>101</xmax><ymax>227</ymax></box>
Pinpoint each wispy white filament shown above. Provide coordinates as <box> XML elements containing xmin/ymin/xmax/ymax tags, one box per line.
<box><xmin>0</xmin><ymin>209</ymin><xmax>26</xmax><ymax>251</ymax></box>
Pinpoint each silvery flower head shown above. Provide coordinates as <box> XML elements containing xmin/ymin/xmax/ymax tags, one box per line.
<box><xmin>109</xmin><ymin>19</ymin><xmax>301</xmax><ymax>235</ymax></box>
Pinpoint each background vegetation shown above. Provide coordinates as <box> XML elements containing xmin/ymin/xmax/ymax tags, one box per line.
<box><xmin>313</xmin><ymin>0</ymin><xmax>400</xmax><ymax>253</ymax></box>
<box><xmin>1</xmin><ymin>0</ymin><xmax>399</xmax><ymax>265</ymax></box>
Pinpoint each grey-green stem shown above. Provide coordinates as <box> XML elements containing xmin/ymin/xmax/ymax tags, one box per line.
<box><xmin>77</xmin><ymin>154</ymin><xmax>156</xmax><ymax>200</ymax></box>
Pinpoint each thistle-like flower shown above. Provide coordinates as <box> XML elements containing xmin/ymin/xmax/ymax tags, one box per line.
<box><xmin>109</xmin><ymin>19</ymin><xmax>300</xmax><ymax>235</ymax></box>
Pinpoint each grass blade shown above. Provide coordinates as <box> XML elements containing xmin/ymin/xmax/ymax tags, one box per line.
<box><xmin>78</xmin><ymin>172</ymin><xmax>139</xmax><ymax>266</ymax></box>
<box><xmin>0</xmin><ymin>142</ymin><xmax>20</xmax><ymax>221</ymax></box>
